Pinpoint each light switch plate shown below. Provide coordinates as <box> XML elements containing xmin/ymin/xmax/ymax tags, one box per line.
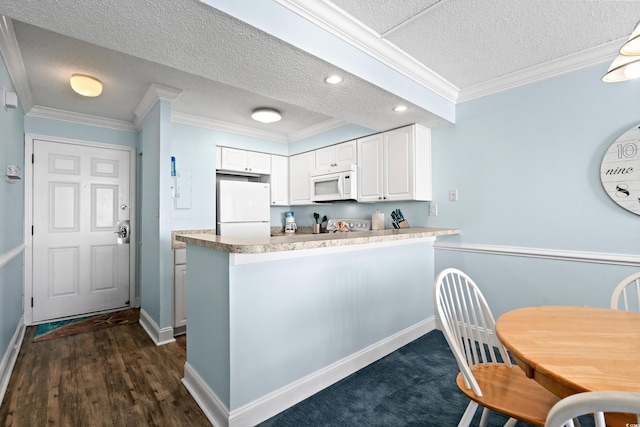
<box><xmin>449</xmin><ymin>189</ymin><xmax>458</xmax><ymax>201</ymax></box>
<box><xmin>429</xmin><ymin>203</ymin><xmax>438</xmax><ymax>216</ymax></box>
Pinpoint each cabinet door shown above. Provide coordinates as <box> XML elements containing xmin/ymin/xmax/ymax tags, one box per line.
<box><xmin>220</xmin><ymin>147</ymin><xmax>249</xmax><ymax>172</ymax></box>
<box><xmin>334</xmin><ymin>140</ymin><xmax>356</xmax><ymax>168</ymax></box>
<box><xmin>357</xmin><ymin>134</ymin><xmax>384</xmax><ymax>202</ymax></box>
<box><xmin>174</xmin><ymin>264</ymin><xmax>187</xmax><ymax>328</ymax></box>
<box><xmin>314</xmin><ymin>140</ymin><xmax>356</xmax><ymax>172</ymax></box>
<box><xmin>384</xmin><ymin>126</ymin><xmax>413</xmax><ymax>201</ymax></box>
<box><xmin>270</xmin><ymin>155</ymin><xmax>289</xmax><ymax>205</ymax></box>
<box><xmin>247</xmin><ymin>151</ymin><xmax>271</xmax><ymax>174</ymax></box>
<box><xmin>289</xmin><ymin>151</ymin><xmax>315</xmax><ymax>205</ymax></box>
<box><xmin>314</xmin><ymin>145</ymin><xmax>335</xmax><ymax>171</ymax></box>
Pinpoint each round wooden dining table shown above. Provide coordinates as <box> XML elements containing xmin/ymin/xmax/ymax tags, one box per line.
<box><xmin>496</xmin><ymin>306</ymin><xmax>640</xmax><ymax>427</ymax></box>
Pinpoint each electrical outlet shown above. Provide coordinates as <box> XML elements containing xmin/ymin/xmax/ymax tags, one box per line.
<box><xmin>449</xmin><ymin>189</ymin><xmax>458</xmax><ymax>201</ymax></box>
<box><xmin>429</xmin><ymin>203</ymin><xmax>438</xmax><ymax>216</ymax></box>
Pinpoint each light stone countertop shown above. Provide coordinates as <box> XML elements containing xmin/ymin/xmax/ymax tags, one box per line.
<box><xmin>175</xmin><ymin>227</ymin><xmax>460</xmax><ymax>254</ymax></box>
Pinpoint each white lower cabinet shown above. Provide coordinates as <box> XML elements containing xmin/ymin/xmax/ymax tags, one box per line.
<box><xmin>173</xmin><ymin>248</ymin><xmax>187</xmax><ymax>332</ymax></box>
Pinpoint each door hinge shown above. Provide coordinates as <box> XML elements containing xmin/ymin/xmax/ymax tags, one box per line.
<box><xmin>31</xmin><ymin>297</ymin><xmax>33</xmax><ymax>307</ymax></box>
<box><xmin>32</xmin><ymin>153</ymin><xmax>34</xmax><ymax>164</ymax></box>
<box><xmin>31</xmin><ymin>225</ymin><xmax>34</xmax><ymax>235</ymax></box>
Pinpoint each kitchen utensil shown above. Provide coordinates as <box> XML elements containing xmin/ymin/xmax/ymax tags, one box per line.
<box><xmin>313</xmin><ymin>212</ymin><xmax>320</xmax><ymax>223</ymax></box>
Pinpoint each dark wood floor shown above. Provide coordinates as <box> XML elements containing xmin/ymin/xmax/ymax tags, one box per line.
<box><xmin>0</xmin><ymin>323</ymin><xmax>212</xmax><ymax>426</ymax></box>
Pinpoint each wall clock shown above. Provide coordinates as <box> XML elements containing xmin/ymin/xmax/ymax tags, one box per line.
<box><xmin>600</xmin><ymin>124</ymin><xmax>640</xmax><ymax>215</ymax></box>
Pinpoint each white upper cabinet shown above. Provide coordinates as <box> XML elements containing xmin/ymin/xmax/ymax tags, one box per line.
<box><xmin>357</xmin><ymin>133</ymin><xmax>384</xmax><ymax>202</ymax></box>
<box><xmin>270</xmin><ymin>155</ymin><xmax>289</xmax><ymax>206</ymax></box>
<box><xmin>314</xmin><ymin>140</ymin><xmax>356</xmax><ymax>173</ymax></box>
<box><xmin>219</xmin><ymin>147</ymin><xmax>271</xmax><ymax>175</ymax></box>
<box><xmin>357</xmin><ymin>124</ymin><xmax>431</xmax><ymax>202</ymax></box>
<box><xmin>215</xmin><ymin>146</ymin><xmax>222</xmax><ymax>170</ymax></box>
<box><xmin>289</xmin><ymin>151</ymin><xmax>315</xmax><ymax>205</ymax></box>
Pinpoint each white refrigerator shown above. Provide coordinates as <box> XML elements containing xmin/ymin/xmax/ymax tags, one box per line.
<box><xmin>217</xmin><ymin>180</ymin><xmax>271</xmax><ymax>237</ymax></box>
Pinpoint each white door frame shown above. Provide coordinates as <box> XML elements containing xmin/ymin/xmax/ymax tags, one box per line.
<box><xmin>24</xmin><ymin>133</ymin><xmax>138</xmax><ymax>325</ymax></box>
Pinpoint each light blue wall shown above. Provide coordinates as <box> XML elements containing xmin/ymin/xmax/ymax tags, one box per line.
<box><xmin>140</xmin><ymin>103</ymin><xmax>163</xmax><ymax>324</ymax></box>
<box><xmin>186</xmin><ymin>240</ymin><xmax>434</xmax><ymax>411</ymax></box>
<box><xmin>25</xmin><ymin>116</ymin><xmax>137</xmax><ymax>148</ymax></box>
<box><xmin>288</xmin><ymin>123</ymin><xmax>374</xmax><ymax>155</ymax></box>
<box><xmin>171</xmin><ymin>123</ymin><xmax>217</xmax><ymax>230</ymax></box>
<box><xmin>430</xmin><ymin>62</ymin><xmax>640</xmax><ymax>317</ymax></box>
<box><xmin>0</xmin><ymin>54</ymin><xmax>25</xmax><ymax>370</ymax></box>
<box><xmin>211</xmin><ymin>128</ymin><xmax>288</xmax><ymax>156</ymax></box>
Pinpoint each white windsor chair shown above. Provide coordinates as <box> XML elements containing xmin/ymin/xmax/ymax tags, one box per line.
<box><xmin>434</xmin><ymin>268</ymin><xmax>562</xmax><ymax>427</ymax></box>
<box><xmin>544</xmin><ymin>391</ymin><xmax>640</xmax><ymax>427</ymax></box>
<box><xmin>610</xmin><ymin>272</ymin><xmax>640</xmax><ymax>311</ymax></box>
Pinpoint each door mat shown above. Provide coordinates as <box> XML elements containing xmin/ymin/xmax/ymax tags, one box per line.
<box><xmin>33</xmin><ymin>308</ymin><xmax>139</xmax><ymax>342</ymax></box>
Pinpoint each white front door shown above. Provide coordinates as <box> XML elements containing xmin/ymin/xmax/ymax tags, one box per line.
<box><xmin>32</xmin><ymin>138</ymin><xmax>133</xmax><ymax>322</ymax></box>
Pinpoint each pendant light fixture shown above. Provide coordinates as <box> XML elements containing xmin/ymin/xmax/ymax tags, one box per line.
<box><xmin>602</xmin><ymin>54</ymin><xmax>640</xmax><ymax>82</ymax></box>
<box><xmin>603</xmin><ymin>20</ymin><xmax>640</xmax><ymax>82</ymax></box>
<box><xmin>70</xmin><ymin>74</ymin><xmax>103</xmax><ymax>97</ymax></box>
<box><xmin>251</xmin><ymin>108</ymin><xmax>281</xmax><ymax>123</ymax></box>
<box><xmin>620</xmin><ymin>21</ymin><xmax>640</xmax><ymax>56</ymax></box>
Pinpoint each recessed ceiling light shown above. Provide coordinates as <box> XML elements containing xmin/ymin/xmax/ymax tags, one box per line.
<box><xmin>70</xmin><ymin>74</ymin><xmax>102</xmax><ymax>97</ymax></box>
<box><xmin>251</xmin><ymin>108</ymin><xmax>282</xmax><ymax>123</ymax></box>
<box><xmin>325</xmin><ymin>74</ymin><xmax>344</xmax><ymax>85</ymax></box>
<box><xmin>393</xmin><ymin>105</ymin><xmax>408</xmax><ymax>112</ymax></box>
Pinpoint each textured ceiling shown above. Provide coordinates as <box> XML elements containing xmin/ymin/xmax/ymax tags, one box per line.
<box><xmin>1</xmin><ymin>0</ymin><xmax>640</xmax><ymax>141</ymax></box>
<box><xmin>328</xmin><ymin>0</ymin><xmax>640</xmax><ymax>89</ymax></box>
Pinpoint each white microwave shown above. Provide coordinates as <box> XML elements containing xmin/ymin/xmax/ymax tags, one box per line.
<box><xmin>310</xmin><ymin>165</ymin><xmax>358</xmax><ymax>202</ymax></box>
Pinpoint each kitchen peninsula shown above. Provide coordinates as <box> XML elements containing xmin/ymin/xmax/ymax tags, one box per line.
<box><xmin>176</xmin><ymin>227</ymin><xmax>459</xmax><ymax>427</ymax></box>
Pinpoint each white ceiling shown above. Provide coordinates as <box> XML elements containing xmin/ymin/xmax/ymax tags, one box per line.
<box><xmin>0</xmin><ymin>0</ymin><xmax>639</xmax><ymax>142</ymax></box>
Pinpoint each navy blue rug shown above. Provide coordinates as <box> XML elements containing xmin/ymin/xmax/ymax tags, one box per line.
<box><xmin>258</xmin><ymin>330</ymin><xmax>595</xmax><ymax>427</ymax></box>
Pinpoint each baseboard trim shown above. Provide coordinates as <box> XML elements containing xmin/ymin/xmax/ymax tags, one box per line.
<box><xmin>0</xmin><ymin>315</ymin><xmax>25</xmax><ymax>405</ymax></box>
<box><xmin>182</xmin><ymin>363</ymin><xmax>230</xmax><ymax>427</ymax></box>
<box><xmin>183</xmin><ymin>316</ymin><xmax>436</xmax><ymax>427</ymax></box>
<box><xmin>434</xmin><ymin>242</ymin><xmax>640</xmax><ymax>267</ymax></box>
<box><xmin>139</xmin><ymin>309</ymin><xmax>175</xmax><ymax>346</ymax></box>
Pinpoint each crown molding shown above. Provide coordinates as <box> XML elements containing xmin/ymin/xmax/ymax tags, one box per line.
<box><xmin>287</xmin><ymin>117</ymin><xmax>346</xmax><ymax>142</ymax></box>
<box><xmin>274</xmin><ymin>2</ymin><xmax>627</xmax><ymax>106</ymax></box>
<box><xmin>172</xmin><ymin>111</ymin><xmax>347</xmax><ymax>143</ymax></box>
<box><xmin>133</xmin><ymin>83</ymin><xmax>182</xmax><ymax>129</ymax></box>
<box><xmin>0</xmin><ymin>16</ymin><xmax>33</xmax><ymax>112</ymax></box>
<box><xmin>172</xmin><ymin>111</ymin><xmax>289</xmax><ymax>143</ymax></box>
<box><xmin>275</xmin><ymin>0</ymin><xmax>459</xmax><ymax>103</ymax></box>
<box><xmin>27</xmin><ymin>105</ymin><xmax>137</xmax><ymax>131</ymax></box>
<box><xmin>457</xmin><ymin>38</ymin><xmax>623</xmax><ymax>103</ymax></box>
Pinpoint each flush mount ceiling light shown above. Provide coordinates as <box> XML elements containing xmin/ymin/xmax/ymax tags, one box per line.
<box><xmin>620</xmin><ymin>20</ymin><xmax>640</xmax><ymax>56</ymax></box>
<box><xmin>393</xmin><ymin>105</ymin><xmax>408</xmax><ymax>112</ymax></box>
<box><xmin>324</xmin><ymin>74</ymin><xmax>343</xmax><ymax>85</ymax></box>
<box><xmin>70</xmin><ymin>74</ymin><xmax>102</xmax><ymax>97</ymax></box>
<box><xmin>251</xmin><ymin>108</ymin><xmax>281</xmax><ymax>123</ymax></box>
